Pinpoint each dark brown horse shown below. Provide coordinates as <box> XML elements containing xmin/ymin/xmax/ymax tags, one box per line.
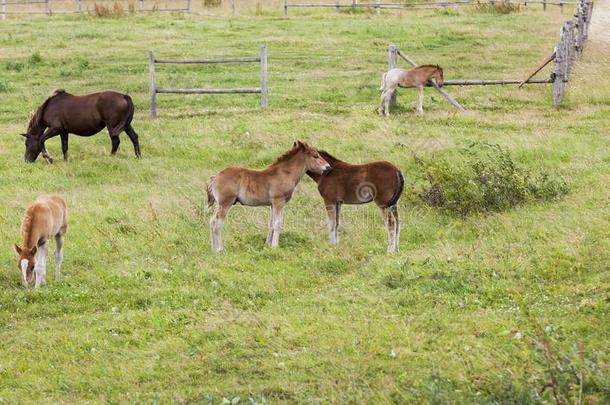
<box><xmin>307</xmin><ymin>151</ymin><xmax>404</xmax><ymax>253</ymax></box>
<box><xmin>21</xmin><ymin>89</ymin><xmax>141</xmax><ymax>163</ymax></box>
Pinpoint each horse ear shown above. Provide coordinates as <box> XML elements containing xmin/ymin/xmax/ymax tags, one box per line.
<box><xmin>29</xmin><ymin>246</ymin><xmax>37</xmax><ymax>256</ymax></box>
<box><xmin>20</xmin><ymin>133</ymin><xmax>28</xmax><ymax>138</ymax></box>
<box><xmin>14</xmin><ymin>244</ymin><xmax>22</xmax><ymax>256</ymax></box>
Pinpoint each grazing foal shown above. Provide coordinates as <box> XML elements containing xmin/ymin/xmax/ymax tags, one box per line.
<box><xmin>207</xmin><ymin>141</ymin><xmax>331</xmax><ymax>252</ymax></box>
<box><xmin>378</xmin><ymin>65</ymin><xmax>444</xmax><ymax>116</ymax></box>
<box><xmin>306</xmin><ymin>151</ymin><xmax>404</xmax><ymax>253</ymax></box>
<box><xmin>14</xmin><ymin>195</ymin><xmax>68</xmax><ymax>288</ymax></box>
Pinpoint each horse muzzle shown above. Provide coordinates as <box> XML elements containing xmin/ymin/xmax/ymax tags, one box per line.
<box><xmin>322</xmin><ymin>165</ymin><xmax>332</xmax><ymax>174</ymax></box>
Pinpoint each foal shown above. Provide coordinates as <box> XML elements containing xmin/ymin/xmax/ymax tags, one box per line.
<box><xmin>378</xmin><ymin>65</ymin><xmax>444</xmax><ymax>116</ymax></box>
<box><xmin>306</xmin><ymin>151</ymin><xmax>404</xmax><ymax>253</ymax></box>
<box><xmin>207</xmin><ymin>141</ymin><xmax>331</xmax><ymax>252</ymax></box>
<box><xmin>14</xmin><ymin>195</ymin><xmax>68</xmax><ymax>288</ymax></box>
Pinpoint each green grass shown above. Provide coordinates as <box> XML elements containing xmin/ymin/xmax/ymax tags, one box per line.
<box><xmin>1</xmin><ymin>7</ymin><xmax>609</xmax><ymax>404</ymax></box>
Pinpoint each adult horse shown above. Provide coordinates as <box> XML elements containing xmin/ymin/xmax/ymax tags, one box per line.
<box><xmin>21</xmin><ymin>89</ymin><xmax>141</xmax><ymax>163</ymax></box>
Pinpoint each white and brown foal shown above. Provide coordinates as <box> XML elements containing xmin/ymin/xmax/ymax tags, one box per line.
<box><xmin>207</xmin><ymin>141</ymin><xmax>331</xmax><ymax>252</ymax></box>
<box><xmin>14</xmin><ymin>195</ymin><xmax>67</xmax><ymax>288</ymax></box>
<box><xmin>379</xmin><ymin>65</ymin><xmax>444</xmax><ymax>116</ymax></box>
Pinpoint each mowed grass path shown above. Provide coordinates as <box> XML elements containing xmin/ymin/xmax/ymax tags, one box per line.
<box><xmin>0</xmin><ymin>7</ymin><xmax>609</xmax><ymax>403</ymax></box>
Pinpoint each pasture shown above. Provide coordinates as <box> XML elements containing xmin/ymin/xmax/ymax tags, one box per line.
<box><xmin>0</xmin><ymin>3</ymin><xmax>609</xmax><ymax>403</ymax></box>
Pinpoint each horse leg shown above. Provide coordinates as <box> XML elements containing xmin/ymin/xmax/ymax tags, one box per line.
<box><xmin>390</xmin><ymin>205</ymin><xmax>400</xmax><ymax>252</ymax></box>
<box><xmin>379</xmin><ymin>91</ymin><xmax>387</xmax><ymax>115</ymax></box>
<box><xmin>110</xmin><ymin>135</ymin><xmax>120</xmax><ymax>155</ymax></box>
<box><xmin>40</xmin><ymin>127</ymin><xmax>60</xmax><ymax>163</ymax></box>
<box><xmin>54</xmin><ymin>233</ymin><xmax>64</xmax><ymax>282</ymax></box>
<box><xmin>380</xmin><ymin>207</ymin><xmax>396</xmax><ymax>254</ymax></box>
<box><xmin>60</xmin><ymin>132</ymin><xmax>69</xmax><ymax>161</ymax></box>
<box><xmin>270</xmin><ymin>199</ymin><xmax>285</xmax><ymax>248</ymax></box>
<box><xmin>266</xmin><ymin>208</ymin><xmax>275</xmax><ymax>245</ymax></box>
<box><xmin>417</xmin><ymin>86</ymin><xmax>424</xmax><ymax>114</ymax></box>
<box><xmin>34</xmin><ymin>241</ymin><xmax>49</xmax><ymax>288</ymax></box>
<box><xmin>325</xmin><ymin>203</ymin><xmax>337</xmax><ymax>245</ymax></box>
<box><xmin>125</xmin><ymin>125</ymin><xmax>142</xmax><ymax>158</ymax></box>
<box><xmin>335</xmin><ymin>202</ymin><xmax>342</xmax><ymax>245</ymax></box>
<box><xmin>384</xmin><ymin>87</ymin><xmax>395</xmax><ymax>117</ymax></box>
<box><xmin>210</xmin><ymin>203</ymin><xmax>231</xmax><ymax>252</ymax></box>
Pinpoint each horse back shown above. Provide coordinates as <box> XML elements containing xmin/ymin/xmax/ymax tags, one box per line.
<box><xmin>44</xmin><ymin>91</ymin><xmax>131</xmax><ymax>136</ymax></box>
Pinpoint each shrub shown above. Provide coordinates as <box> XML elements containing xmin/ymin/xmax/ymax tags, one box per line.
<box><xmin>204</xmin><ymin>0</ymin><xmax>222</xmax><ymax>7</ymax></box>
<box><xmin>473</xmin><ymin>1</ymin><xmax>521</xmax><ymax>14</ymax></box>
<box><xmin>90</xmin><ymin>1</ymin><xmax>125</xmax><ymax>17</ymax></box>
<box><xmin>28</xmin><ymin>51</ymin><xmax>43</xmax><ymax>66</ymax></box>
<box><xmin>415</xmin><ymin>142</ymin><xmax>568</xmax><ymax>216</ymax></box>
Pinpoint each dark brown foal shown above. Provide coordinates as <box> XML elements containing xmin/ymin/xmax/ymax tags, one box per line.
<box><xmin>307</xmin><ymin>151</ymin><xmax>404</xmax><ymax>253</ymax></box>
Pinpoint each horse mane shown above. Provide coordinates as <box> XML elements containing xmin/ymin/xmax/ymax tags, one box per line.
<box><xmin>318</xmin><ymin>150</ymin><xmax>343</xmax><ymax>164</ymax></box>
<box><xmin>414</xmin><ymin>64</ymin><xmax>442</xmax><ymax>71</ymax></box>
<box><xmin>271</xmin><ymin>143</ymin><xmax>306</xmax><ymax>165</ymax></box>
<box><xmin>27</xmin><ymin>89</ymin><xmax>66</xmax><ymax>133</ymax></box>
<box><xmin>21</xmin><ymin>207</ymin><xmax>35</xmax><ymax>249</ymax></box>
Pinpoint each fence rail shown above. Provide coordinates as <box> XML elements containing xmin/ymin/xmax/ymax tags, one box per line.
<box><xmin>384</xmin><ymin>0</ymin><xmax>592</xmax><ymax>109</ymax></box>
<box><xmin>283</xmin><ymin>0</ymin><xmax>578</xmax><ymax>14</ymax></box>
<box><xmin>0</xmin><ymin>0</ymin><xmax>190</xmax><ymax>19</ymax></box>
<box><xmin>148</xmin><ymin>46</ymin><xmax>268</xmax><ymax>118</ymax></box>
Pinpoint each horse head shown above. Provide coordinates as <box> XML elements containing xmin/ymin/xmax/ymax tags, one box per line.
<box><xmin>435</xmin><ymin>65</ymin><xmax>444</xmax><ymax>87</ymax></box>
<box><xmin>20</xmin><ymin>132</ymin><xmax>42</xmax><ymax>163</ymax></box>
<box><xmin>294</xmin><ymin>140</ymin><xmax>332</xmax><ymax>175</ymax></box>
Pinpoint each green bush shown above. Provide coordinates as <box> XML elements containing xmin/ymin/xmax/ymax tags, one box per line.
<box><xmin>415</xmin><ymin>142</ymin><xmax>568</xmax><ymax>216</ymax></box>
<box><xmin>473</xmin><ymin>1</ymin><xmax>521</xmax><ymax>14</ymax></box>
<box><xmin>204</xmin><ymin>0</ymin><xmax>222</xmax><ymax>7</ymax></box>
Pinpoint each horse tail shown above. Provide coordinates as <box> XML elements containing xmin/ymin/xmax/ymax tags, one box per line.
<box><xmin>387</xmin><ymin>170</ymin><xmax>404</xmax><ymax>208</ymax></box>
<box><xmin>207</xmin><ymin>176</ymin><xmax>217</xmax><ymax>209</ymax></box>
<box><xmin>117</xmin><ymin>94</ymin><xmax>134</xmax><ymax>133</ymax></box>
<box><xmin>380</xmin><ymin>72</ymin><xmax>387</xmax><ymax>91</ymax></box>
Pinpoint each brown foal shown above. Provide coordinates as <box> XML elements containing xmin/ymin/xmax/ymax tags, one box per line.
<box><xmin>207</xmin><ymin>141</ymin><xmax>331</xmax><ymax>252</ymax></box>
<box><xmin>379</xmin><ymin>65</ymin><xmax>444</xmax><ymax>116</ymax></box>
<box><xmin>14</xmin><ymin>195</ymin><xmax>68</xmax><ymax>288</ymax></box>
<box><xmin>306</xmin><ymin>151</ymin><xmax>404</xmax><ymax>253</ymax></box>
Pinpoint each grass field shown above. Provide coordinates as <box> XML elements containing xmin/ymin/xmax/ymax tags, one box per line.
<box><xmin>1</xmin><ymin>4</ymin><xmax>609</xmax><ymax>403</ymax></box>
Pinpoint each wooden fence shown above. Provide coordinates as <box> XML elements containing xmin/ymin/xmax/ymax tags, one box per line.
<box><xmin>0</xmin><ymin>0</ymin><xmax>191</xmax><ymax>19</ymax></box>
<box><xmin>386</xmin><ymin>0</ymin><xmax>592</xmax><ymax>109</ymax></box>
<box><xmin>148</xmin><ymin>46</ymin><xmax>269</xmax><ymax>118</ymax></box>
<box><xmin>283</xmin><ymin>0</ymin><xmax>579</xmax><ymax>15</ymax></box>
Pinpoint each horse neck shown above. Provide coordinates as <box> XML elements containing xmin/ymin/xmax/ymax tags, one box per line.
<box><xmin>272</xmin><ymin>152</ymin><xmax>308</xmax><ymax>184</ymax></box>
<box><xmin>21</xmin><ymin>209</ymin><xmax>38</xmax><ymax>250</ymax></box>
<box><xmin>27</xmin><ymin>113</ymin><xmax>46</xmax><ymax>138</ymax></box>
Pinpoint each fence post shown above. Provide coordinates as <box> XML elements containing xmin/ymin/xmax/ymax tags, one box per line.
<box><xmin>336</xmin><ymin>0</ymin><xmax>340</xmax><ymax>13</ymax></box>
<box><xmin>543</xmin><ymin>0</ymin><xmax>546</xmax><ymax>11</ymax></box>
<box><xmin>45</xmin><ymin>0</ymin><xmax>49</xmax><ymax>15</ymax></box>
<box><xmin>1</xmin><ymin>0</ymin><xmax>6</xmax><ymax>21</ymax></box>
<box><xmin>230</xmin><ymin>0</ymin><xmax>235</xmax><ymax>14</ymax></box>
<box><xmin>260</xmin><ymin>45</ymin><xmax>268</xmax><ymax>108</ymax></box>
<box><xmin>352</xmin><ymin>0</ymin><xmax>356</xmax><ymax>11</ymax></box>
<box><xmin>388</xmin><ymin>43</ymin><xmax>398</xmax><ymax>108</ymax></box>
<box><xmin>375</xmin><ymin>0</ymin><xmax>380</xmax><ymax>15</ymax></box>
<box><xmin>565</xmin><ymin>20</ymin><xmax>575</xmax><ymax>75</ymax></box>
<box><xmin>139</xmin><ymin>0</ymin><xmax>143</xmax><ymax>12</ymax></box>
<box><xmin>552</xmin><ymin>27</ymin><xmax>567</xmax><ymax>106</ymax></box>
<box><xmin>149</xmin><ymin>50</ymin><xmax>157</xmax><ymax>118</ymax></box>
<box><xmin>560</xmin><ymin>0</ymin><xmax>563</xmax><ymax>13</ymax></box>
<box><xmin>77</xmin><ymin>0</ymin><xmax>82</xmax><ymax>13</ymax></box>
<box><xmin>187</xmin><ymin>0</ymin><xmax>192</xmax><ymax>13</ymax></box>
<box><xmin>575</xmin><ymin>1</ymin><xmax>584</xmax><ymax>54</ymax></box>
<box><xmin>284</xmin><ymin>0</ymin><xmax>288</xmax><ymax>14</ymax></box>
